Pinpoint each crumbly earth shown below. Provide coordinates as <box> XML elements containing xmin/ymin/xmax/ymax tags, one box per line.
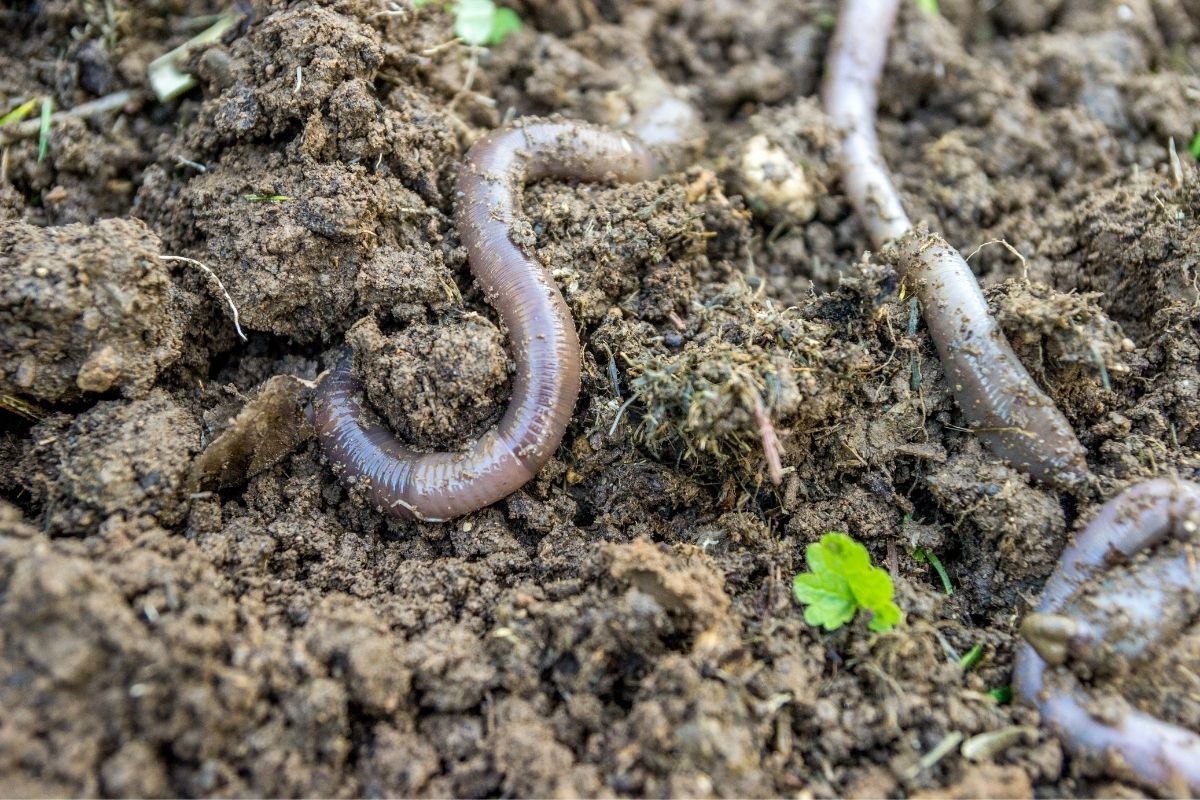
<box><xmin>1</xmin><ymin>0</ymin><xmax>1200</xmax><ymax>797</ymax></box>
<box><xmin>0</xmin><ymin>218</ymin><xmax>181</xmax><ymax>401</ymax></box>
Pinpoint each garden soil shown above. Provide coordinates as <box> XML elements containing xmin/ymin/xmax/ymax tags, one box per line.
<box><xmin>2</xmin><ymin>0</ymin><xmax>1200</xmax><ymax>796</ymax></box>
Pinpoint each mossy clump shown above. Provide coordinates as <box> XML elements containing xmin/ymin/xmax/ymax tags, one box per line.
<box><xmin>629</xmin><ymin>336</ymin><xmax>795</xmax><ymax>474</ymax></box>
<box><xmin>596</xmin><ymin>278</ymin><xmax>867</xmax><ymax>484</ymax></box>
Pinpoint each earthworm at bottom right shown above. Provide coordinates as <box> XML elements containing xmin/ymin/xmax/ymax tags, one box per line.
<box><xmin>1014</xmin><ymin>477</ymin><xmax>1200</xmax><ymax>793</ymax></box>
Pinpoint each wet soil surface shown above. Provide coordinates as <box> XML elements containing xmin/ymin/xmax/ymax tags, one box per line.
<box><xmin>2</xmin><ymin>0</ymin><xmax>1200</xmax><ymax>796</ymax></box>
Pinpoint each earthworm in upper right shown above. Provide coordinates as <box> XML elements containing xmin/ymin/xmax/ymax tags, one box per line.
<box><xmin>822</xmin><ymin>0</ymin><xmax>1089</xmax><ymax>489</ymax></box>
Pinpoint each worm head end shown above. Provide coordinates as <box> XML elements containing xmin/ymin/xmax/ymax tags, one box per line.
<box><xmin>1020</xmin><ymin>612</ymin><xmax>1078</xmax><ymax>666</ymax></box>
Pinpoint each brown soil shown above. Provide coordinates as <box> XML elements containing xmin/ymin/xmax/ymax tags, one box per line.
<box><xmin>2</xmin><ymin>0</ymin><xmax>1200</xmax><ymax>797</ymax></box>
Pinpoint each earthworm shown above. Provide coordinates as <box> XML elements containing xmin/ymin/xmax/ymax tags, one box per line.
<box><xmin>1013</xmin><ymin>478</ymin><xmax>1200</xmax><ymax>793</ymax></box>
<box><xmin>314</xmin><ymin>120</ymin><xmax>670</xmax><ymax>521</ymax></box>
<box><xmin>823</xmin><ymin>0</ymin><xmax>1088</xmax><ymax>488</ymax></box>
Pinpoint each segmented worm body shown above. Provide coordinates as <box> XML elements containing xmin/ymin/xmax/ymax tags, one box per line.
<box><xmin>1014</xmin><ymin>478</ymin><xmax>1200</xmax><ymax>792</ymax></box>
<box><xmin>823</xmin><ymin>0</ymin><xmax>1088</xmax><ymax>488</ymax></box>
<box><xmin>897</xmin><ymin>240</ymin><xmax>1089</xmax><ymax>486</ymax></box>
<box><xmin>314</xmin><ymin>121</ymin><xmax>664</xmax><ymax>521</ymax></box>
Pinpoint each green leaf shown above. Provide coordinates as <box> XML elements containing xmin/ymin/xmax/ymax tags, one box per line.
<box><xmin>37</xmin><ymin>97</ymin><xmax>53</xmax><ymax>163</ymax></box>
<box><xmin>793</xmin><ymin>572</ymin><xmax>857</xmax><ymax>631</ymax></box>
<box><xmin>1189</xmin><ymin>132</ymin><xmax>1200</xmax><ymax>160</ymax></box>
<box><xmin>989</xmin><ymin>685</ymin><xmax>1013</xmax><ymax>704</ymax></box>
<box><xmin>487</xmin><ymin>6</ymin><xmax>521</xmax><ymax>45</ymax></box>
<box><xmin>913</xmin><ymin>547</ymin><xmax>953</xmax><ymax>595</ymax></box>
<box><xmin>454</xmin><ymin>0</ymin><xmax>497</xmax><ymax>46</ymax></box>
<box><xmin>959</xmin><ymin>643</ymin><xmax>984</xmax><ymax>670</ymax></box>
<box><xmin>916</xmin><ymin>0</ymin><xmax>939</xmax><ymax>14</ymax></box>
<box><xmin>792</xmin><ymin>533</ymin><xmax>903</xmax><ymax>633</ymax></box>
<box><xmin>0</xmin><ymin>98</ymin><xmax>39</xmax><ymax>127</ymax></box>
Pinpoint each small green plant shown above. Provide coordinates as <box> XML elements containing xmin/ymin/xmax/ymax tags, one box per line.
<box><xmin>0</xmin><ymin>98</ymin><xmax>38</xmax><ymax>127</ymax></box>
<box><xmin>913</xmin><ymin>547</ymin><xmax>952</xmax><ymax>595</ymax></box>
<box><xmin>414</xmin><ymin>0</ymin><xmax>522</xmax><ymax>46</ymax></box>
<box><xmin>0</xmin><ymin>97</ymin><xmax>54</xmax><ymax>162</ymax></box>
<box><xmin>38</xmin><ymin>97</ymin><xmax>52</xmax><ymax>162</ymax></box>
<box><xmin>1189</xmin><ymin>132</ymin><xmax>1200</xmax><ymax>160</ymax></box>
<box><xmin>792</xmin><ymin>533</ymin><xmax>903</xmax><ymax>632</ymax></box>
<box><xmin>915</xmin><ymin>0</ymin><xmax>939</xmax><ymax>14</ymax></box>
<box><xmin>958</xmin><ymin>643</ymin><xmax>984</xmax><ymax>670</ymax></box>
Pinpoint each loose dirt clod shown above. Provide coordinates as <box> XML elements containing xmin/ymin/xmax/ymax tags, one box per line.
<box><xmin>0</xmin><ymin>218</ymin><xmax>181</xmax><ymax>401</ymax></box>
<box><xmin>21</xmin><ymin>390</ymin><xmax>200</xmax><ymax>534</ymax></box>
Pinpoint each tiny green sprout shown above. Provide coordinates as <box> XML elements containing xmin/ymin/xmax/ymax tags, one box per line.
<box><xmin>1189</xmin><ymin>132</ymin><xmax>1200</xmax><ymax>160</ymax></box>
<box><xmin>913</xmin><ymin>547</ymin><xmax>952</xmax><ymax>595</ymax></box>
<box><xmin>244</xmin><ymin>194</ymin><xmax>290</xmax><ymax>203</ymax></box>
<box><xmin>38</xmin><ymin>97</ymin><xmax>53</xmax><ymax>163</ymax></box>
<box><xmin>959</xmin><ymin>643</ymin><xmax>984</xmax><ymax>670</ymax></box>
<box><xmin>989</xmin><ymin>685</ymin><xmax>1013</xmax><ymax>704</ymax></box>
<box><xmin>916</xmin><ymin>0</ymin><xmax>939</xmax><ymax>14</ymax></box>
<box><xmin>793</xmin><ymin>532</ymin><xmax>903</xmax><ymax>632</ymax></box>
<box><xmin>0</xmin><ymin>98</ymin><xmax>39</xmax><ymax>127</ymax></box>
<box><xmin>416</xmin><ymin>0</ymin><xmax>522</xmax><ymax>47</ymax></box>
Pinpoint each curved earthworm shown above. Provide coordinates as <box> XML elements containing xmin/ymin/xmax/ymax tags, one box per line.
<box><xmin>823</xmin><ymin>0</ymin><xmax>1089</xmax><ymax>488</ymax></box>
<box><xmin>1013</xmin><ymin>478</ymin><xmax>1200</xmax><ymax>793</ymax></box>
<box><xmin>314</xmin><ymin>120</ymin><xmax>670</xmax><ymax>521</ymax></box>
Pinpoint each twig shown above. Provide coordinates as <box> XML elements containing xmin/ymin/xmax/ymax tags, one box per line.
<box><xmin>749</xmin><ymin>388</ymin><xmax>784</xmax><ymax>485</ymax></box>
<box><xmin>160</xmin><ymin>255</ymin><xmax>249</xmax><ymax>342</ymax></box>
<box><xmin>1169</xmin><ymin>137</ymin><xmax>1184</xmax><ymax>189</ymax></box>
<box><xmin>903</xmin><ymin>731</ymin><xmax>964</xmax><ymax>780</ymax></box>
<box><xmin>447</xmin><ymin>45</ymin><xmax>480</xmax><ymax>112</ymax></box>
<box><xmin>964</xmin><ymin>238</ymin><xmax>1028</xmax><ymax>282</ymax></box>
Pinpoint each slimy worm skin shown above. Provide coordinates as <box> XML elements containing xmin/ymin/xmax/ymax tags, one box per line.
<box><xmin>823</xmin><ymin>0</ymin><xmax>1089</xmax><ymax>488</ymax></box>
<box><xmin>896</xmin><ymin>238</ymin><xmax>1090</xmax><ymax>487</ymax></box>
<box><xmin>314</xmin><ymin>120</ymin><xmax>664</xmax><ymax>521</ymax></box>
<box><xmin>1014</xmin><ymin>478</ymin><xmax>1200</xmax><ymax>793</ymax></box>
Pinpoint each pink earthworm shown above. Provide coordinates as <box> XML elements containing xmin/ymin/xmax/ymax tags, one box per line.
<box><xmin>313</xmin><ymin>119</ymin><xmax>676</xmax><ymax>521</ymax></box>
<box><xmin>1014</xmin><ymin>478</ymin><xmax>1200</xmax><ymax>793</ymax></box>
<box><xmin>823</xmin><ymin>0</ymin><xmax>1088</xmax><ymax>488</ymax></box>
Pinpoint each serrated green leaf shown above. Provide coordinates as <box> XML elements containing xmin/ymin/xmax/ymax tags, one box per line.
<box><xmin>793</xmin><ymin>572</ymin><xmax>856</xmax><ymax>631</ymax></box>
<box><xmin>853</xmin><ymin>569</ymin><xmax>902</xmax><ymax>632</ymax></box>
<box><xmin>487</xmin><ymin>6</ymin><xmax>521</xmax><ymax>45</ymax></box>
<box><xmin>806</xmin><ymin>531</ymin><xmax>869</xmax><ymax>576</ymax></box>
<box><xmin>792</xmin><ymin>532</ymin><xmax>903</xmax><ymax>633</ymax></box>
<box><xmin>454</xmin><ymin>0</ymin><xmax>496</xmax><ymax>45</ymax></box>
<box><xmin>866</xmin><ymin>600</ymin><xmax>902</xmax><ymax>632</ymax></box>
